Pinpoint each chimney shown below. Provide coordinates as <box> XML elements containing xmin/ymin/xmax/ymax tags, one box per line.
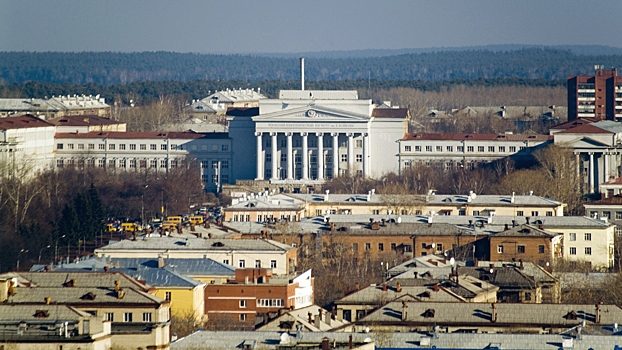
<box><xmin>44</xmin><ymin>265</ymin><xmax>51</xmax><ymax>272</ymax></box>
<box><xmin>314</xmin><ymin>314</ymin><xmax>321</xmax><ymax>328</ymax></box>
<box><xmin>117</xmin><ymin>288</ymin><xmax>125</xmax><ymax>299</ymax></box>
<box><xmin>331</xmin><ymin>306</ymin><xmax>336</xmax><ymax>320</ymax></box>
<box><xmin>382</xmin><ymin>283</ymin><xmax>387</xmax><ymax>291</ymax></box>
<box><xmin>413</xmin><ymin>271</ymin><xmax>418</xmax><ymax>279</ymax></box>
<box><xmin>104</xmin><ymin>266</ymin><xmax>109</xmax><ymax>272</ymax></box>
<box><xmin>300</xmin><ymin>58</ymin><xmax>305</xmax><ymax>91</ymax></box>
<box><xmin>526</xmin><ymin>217</ymin><xmax>530</xmax><ymax>225</ymax></box>
<box><xmin>321</xmin><ymin>337</ymin><xmax>330</xmax><ymax>350</ymax></box>
<box><xmin>318</xmin><ymin>308</ymin><xmax>323</xmax><ymax>322</ymax></box>
<box><xmin>70</xmin><ymin>279</ymin><xmax>76</xmax><ymax>287</ymax></box>
<box><xmin>158</xmin><ymin>256</ymin><xmax>165</xmax><ymax>268</ymax></box>
<box><xmin>114</xmin><ymin>280</ymin><xmax>121</xmax><ymax>293</ymax></box>
<box><xmin>345</xmin><ymin>286</ymin><xmax>350</xmax><ymax>295</ymax></box>
<box><xmin>596</xmin><ymin>303</ymin><xmax>602</xmax><ymax>323</ymax></box>
<box><xmin>396</xmin><ymin>282</ymin><xmax>402</xmax><ymax>293</ymax></box>
<box><xmin>349</xmin><ymin>335</ymin><xmax>353</xmax><ymax>350</ymax></box>
<box><xmin>308</xmin><ymin>312</ymin><xmax>313</xmax><ymax>324</ymax></box>
<box><xmin>433</xmin><ymin>284</ymin><xmax>439</xmax><ymax>292</ymax></box>
<box><xmin>491</xmin><ymin>303</ymin><xmax>497</xmax><ymax>322</ymax></box>
<box><xmin>355</xmin><ymin>282</ymin><xmax>360</xmax><ymax>291</ymax></box>
<box><xmin>45</xmin><ymin>297</ymin><xmax>51</xmax><ymax>305</ymax></box>
<box><xmin>401</xmin><ymin>301</ymin><xmax>408</xmax><ymax>321</ymax></box>
<box><xmin>326</xmin><ymin>311</ymin><xmax>331</xmax><ymax>327</ymax></box>
<box><xmin>519</xmin><ymin>259</ymin><xmax>524</xmax><ymax>270</ymax></box>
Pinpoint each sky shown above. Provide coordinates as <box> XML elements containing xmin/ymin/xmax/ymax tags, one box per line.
<box><xmin>1</xmin><ymin>0</ymin><xmax>621</xmax><ymax>54</ymax></box>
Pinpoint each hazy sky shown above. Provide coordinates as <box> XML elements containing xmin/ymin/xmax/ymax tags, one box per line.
<box><xmin>1</xmin><ymin>0</ymin><xmax>620</xmax><ymax>53</ymax></box>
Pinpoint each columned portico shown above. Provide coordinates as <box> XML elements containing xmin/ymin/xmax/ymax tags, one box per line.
<box><xmin>302</xmin><ymin>133</ymin><xmax>309</xmax><ymax>180</ymax></box>
<box><xmin>589</xmin><ymin>152</ymin><xmax>595</xmax><ymax>193</ymax></box>
<box><xmin>317</xmin><ymin>133</ymin><xmax>324</xmax><ymax>180</ymax></box>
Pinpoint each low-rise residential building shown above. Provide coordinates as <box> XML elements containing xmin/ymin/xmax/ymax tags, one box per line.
<box><xmin>398</xmin><ymin>132</ymin><xmax>552</xmax><ymax>171</ymax></box>
<box><xmin>256</xmin><ymin>304</ymin><xmax>348</xmax><ymax>332</ymax></box>
<box><xmin>204</xmin><ymin>269</ymin><xmax>313</xmax><ymax>330</ymax></box>
<box><xmin>224</xmin><ymin>193</ymin><xmax>306</xmax><ymax>222</ymax></box>
<box><xmin>0</xmin><ymin>304</ymin><xmax>112</xmax><ymax>350</ymax></box>
<box><xmin>285</xmin><ymin>192</ymin><xmax>566</xmax><ymax>217</ymax></box>
<box><xmin>0</xmin><ymin>95</ymin><xmax>110</xmax><ymax>119</ymax></box>
<box><xmin>94</xmin><ymin>237</ymin><xmax>298</xmax><ymax>275</ymax></box>
<box><xmin>1</xmin><ymin>272</ymin><xmax>170</xmax><ymax>350</ymax></box>
<box><xmin>352</xmin><ymin>301</ymin><xmax>622</xmax><ymax>334</ymax></box>
<box><xmin>334</xmin><ymin>278</ymin><xmax>497</xmax><ymax>322</ymax></box>
<box><xmin>49</xmin><ymin>114</ymin><xmax>127</xmax><ymax>133</ymax></box>
<box><xmin>584</xmin><ymin>195</ymin><xmax>622</xmax><ymax>235</ymax></box>
<box><xmin>481</xmin><ymin>224</ymin><xmax>561</xmax><ymax>267</ymax></box>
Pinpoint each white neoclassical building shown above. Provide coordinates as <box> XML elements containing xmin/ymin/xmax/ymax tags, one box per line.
<box><xmin>228</xmin><ymin>90</ymin><xmax>408</xmax><ymax>187</ymax></box>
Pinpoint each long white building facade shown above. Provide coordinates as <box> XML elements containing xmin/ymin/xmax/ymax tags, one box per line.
<box><xmin>228</xmin><ymin>90</ymin><xmax>408</xmax><ymax>185</ymax></box>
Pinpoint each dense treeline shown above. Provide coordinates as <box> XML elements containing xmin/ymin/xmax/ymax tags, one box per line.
<box><xmin>1</xmin><ymin>48</ymin><xmax>621</xmax><ymax>86</ymax></box>
<box><xmin>0</xmin><ymin>77</ymin><xmax>565</xmax><ymax>104</ymax></box>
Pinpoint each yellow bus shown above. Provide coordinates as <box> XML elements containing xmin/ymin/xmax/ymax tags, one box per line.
<box><xmin>189</xmin><ymin>215</ymin><xmax>204</xmax><ymax>225</ymax></box>
<box><xmin>166</xmin><ymin>216</ymin><xmax>183</xmax><ymax>225</ymax></box>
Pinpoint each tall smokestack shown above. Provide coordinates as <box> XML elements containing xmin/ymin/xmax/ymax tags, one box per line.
<box><xmin>300</xmin><ymin>58</ymin><xmax>305</xmax><ymax>91</ymax></box>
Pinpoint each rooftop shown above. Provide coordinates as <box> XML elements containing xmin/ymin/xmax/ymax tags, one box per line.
<box><xmin>54</xmin><ymin>130</ymin><xmax>229</xmax><ymax>140</ymax></box>
<box><xmin>402</xmin><ymin>133</ymin><xmax>551</xmax><ymax>142</ymax></box>
<box><xmin>0</xmin><ymin>114</ymin><xmax>55</xmax><ymax>130</ymax></box>
<box><xmin>95</xmin><ymin>237</ymin><xmax>295</xmax><ymax>253</ymax></box>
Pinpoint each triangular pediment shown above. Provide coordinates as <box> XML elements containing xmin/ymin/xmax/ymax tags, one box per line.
<box><xmin>253</xmin><ymin>105</ymin><xmax>370</xmax><ymax>122</ymax></box>
<box><xmin>563</xmin><ymin>136</ymin><xmax>612</xmax><ymax>149</ymax></box>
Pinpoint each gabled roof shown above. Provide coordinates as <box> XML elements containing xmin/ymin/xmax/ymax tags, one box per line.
<box><xmin>402</xmin><ymin>132</ymin><xmax>551</xmax><ymax>142</ymax></box>
<box><xmin>0</xmin><ymin>114</ymin><xmax>55</xmax><ymax>130</ymax></box>
<box><xmin>279</xmin><ymin>90</ymin><xmax>358</xmax><ymax>100</ymax></box>
<box><xmin>110</xmin><ymin>257</ymin><xmax>236</xmax><ymax>276</ymax></box>
<box><xmin>117</xmin><ymin>267</ymin><xmax>204</xmax><ymax>288</ymax></box>
<box><xmin>550</xmin><ymin>118</ymin><xmax>599</xmax><ymax>131</ymax></box>
<box><xmin>95</xmin><ymin>237</ymin><xmax>295</xmax><ymax>253</ymax></box>
<box><xmin>252</xmin><ymin>105</ymin><xmax>370</xmax><ymax>122</ymax></box>
<box><xmin>491</xmin><ymin>224</ymin><xmax>558</xmax><ymax>238</ymax></box>
<box><xmin>371</xmin><ymin>108</ymin><xmax>409</xmax><ymax>119</ymax></box>
<box><xmin>55</xmin><ymin>130</ymin><xmax>229</xmax><ymax>140</ymax></box>
<box><xmin>257</xmin><ymin>305</ymin><xmax>348</xmax><ymax>332</ymax></box>
<box><xmin>48</xmin><ymin>115</ymin><xmax>123</xmax><ymax>127</ymax></box>
<box><xmin>205</xmin><ymin>89</ymin><xmax>267</xmax><ymax>103</ymax></box>
<box><xmin>557</xmin><ymin>123</ymin><xmax>612</xmax><ymax>134</ymax></box>
<box><xmin>4</xmin><ymin>271</ymin><xmax>152</xmax><ymax>291</ymax></box>
<box><xmin>6</xmin><ymin>286</ymin><xmax>165</xmax><ymax>305</ymax></box>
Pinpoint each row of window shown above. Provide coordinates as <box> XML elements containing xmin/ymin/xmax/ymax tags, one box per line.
<box><xmin>57</xmin><ymin>143</ymin><xmax>230</xmax><ymax>152</ymax></box>
<box><xmin>589</xmin><ymin>211</ymin><xmax>622</xmax><ymax>220</ymax></box>
<box><xmin>201</xmin><ymin>174</ymin><xmax>229</xmax><ymax>183</ymax></box>
<box><xmin>221</xmin><ymin>259</ymin><xmax>278</xmax><ymax>269</ymax></box>
<box><xmin>103</xmin><ymin>312</ymin><xmax>152</xmax><ymax>322</ymax></box>
<box><xmin>404</xmin><ymin>145</ymin><xmax>526</xmax><ymax>153</ymax></box>
<box><xmin>569</xmin><ymin>247</ymin><xmax>592</xmax><ymax>255</ymax></box>
<box><xmin>57</xmin><ymin>143</ymin><xmax>180</xmax><ymax>151</ymax></box>
<box><xmin>568</xmin><ymin>233</ymin><xmax>592</xmax><ymax>241</ymax></box>
<box><xmin>497</xmin><ymin>245</ymin><xmax>546</xmax><ymax>254</ymax></box>
<box><xmin>351</xmin><ymin>242</ymin><xmax>410</xmax><ymax>252</ymax></box>
<box><xmin>266</xmin><ymin>139</ymin><xmax>364</xmax><ymax>148</ymax></box>
<box><xmin>200</xmin><ymin>160</ymin><xmax>229</xmax><ymax>169</ymax></box>
<box><xmin>240</xmin><ymin>299</ymin><xmax>285</xmax><ymax>309</ymax></box>
<box><xmin>231</xmin><ymin>214</ymin><xmax>296</xmax><ymax>222</ymax></box>
<box><xmin>57</xmin><ymin>158</ymin><xmax>180</xmax><ymax>169</ymax></box>
<box><xmin>264</xmin><ymin>154</ymin><xmax>362</xmax><ymax>163</ymax></box>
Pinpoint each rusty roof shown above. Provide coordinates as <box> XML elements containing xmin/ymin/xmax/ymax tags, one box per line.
<box><xmin>401</xmin><ymin>133</ymin><xmax>551</xmax><ymax>141</ymax></box>
<box><xmin>0</xmin><ymin>114</ymin><xmax>55</xmax><ymax>130</ymax></box>
<box><xmin>550</xmin><ymin>118</ymin><xmax>599</xmax><ymax>130</ymax></box>
<box><xmin>48</xmin><ymin>115</ymin><xmax>123</xmax><ymax>126</ymax></box>
<box><xmin>556</xmin><ymin>123</ymin><xmax>612</xmax><ymax>134</ymax></box>
<box><xmin>55</xmin><ymin>131</ymin><xmax>229</xmax><ymax>140</ymax></box>
<box><xmin>372</xmin><ymin>108</ymin><xmax>409</xmax><ymax>118</ymax></box>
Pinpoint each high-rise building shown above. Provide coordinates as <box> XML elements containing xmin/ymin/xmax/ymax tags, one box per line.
<box><xmin>567</xmin><ymin>66</ymin><xmax>622</xmax><ymax>121</ymax></box>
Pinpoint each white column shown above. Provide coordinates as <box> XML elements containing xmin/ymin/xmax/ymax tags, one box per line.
<box><xmin>589</xmin><ymin>152</ymin><xmax>594</xmax><ymax>193</ymax></box>
<box><xmin>317</xmin><ymin>133</ymin><xmax>324</xmax><ymax>180</ymax></box>
<box><xmin>347</xmin><ymin>133</ymin><xmax>354</xmax><ymax>176</ymax></box>
<box><xmin>286</xmin><ymin>133</ymin><xmax>293</xmax><ymax>180</ymax></box>
<box><xmin>332</xmin><ymin>133</ymin><xmax>339</xmax><ymax>178</ymax></box>
<box><xmin>255</xmin><ymin>132</ymin><xmax>263</xmax><ymax>180</ymax></box>
<box><xmin>302</xmin><ymin>133</ymin><xmax>308</xmax><ymax>180</ymax></box>
<box><xmin>362</xmin><ymin>133</ymin><xmax>369</xmax><ymax>177</ymax></box>
<box><xmin>575</xmin><ymin>153</ymin><xmax>581</xmax><ymax>192</ymax></box>
<box><xmin>599</xmin><ymin>152</ymin><xmax>609</xmax><ymax>183</ymax></box>
<box><xmin>271</xmin><ymin>132</ymin><xmax>278</xmax><ymax>180</ymax></box>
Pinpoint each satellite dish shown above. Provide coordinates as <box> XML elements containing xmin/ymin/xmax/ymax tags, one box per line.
<box><xmin>431</xmin><ymin>243</ymin><xmax>436</xmax><ymax>248</ymax></box>
<box><xmin>449</xmin><ymin>258</ymin><xmax>455</xmax><ymax>266</ymax></box>
<box><xmin>397</xmin><ymin>217</ymin><xmax>402</xmax><ymax>224</ymax></box>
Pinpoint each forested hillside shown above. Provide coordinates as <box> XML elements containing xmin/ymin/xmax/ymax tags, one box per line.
<box><xmin>1</xmin><ymin>48</ymin><xmax>622</xmax><ymax>86</ymax></box>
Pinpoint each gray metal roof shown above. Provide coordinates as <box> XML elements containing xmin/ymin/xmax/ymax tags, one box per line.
<box><xmin>116</xmin><ymin>268</ymin><xmax>204</xmax><ymax>288</ymax></box>
<box><xmin>360</xmin><ymin>301</ymin><xmax>622</xmax><ymax>327</ymax></box>
<box><xmin>3</xmin><ymin>271</ymin><xmax>152</xmax><ymax>291</ymax></box>
<box><xmin>278</xmin><ymin>90</ymin><xmax>359</xmax><ymax>100</ymax></box>
<box><xmin>110</xmin><ymin>257</ymin><xmax>236</xmax><ymax>276</ymax></box>
<box><xmin>0</xmin><ymin>304</ymin><xmax>92</xmax><ymax>321</ymax></box>
<box><xmin>171</xmin><ymin>330</ymin><xmax>622</xmax><ymax>350</ymax></box>
<box><xmin>95</xmin><ymin>237</ymin><xmax>294</xmax><ymax>252</ymax></box>
<box><xmin>6</xmin><ymin>286</ymin><xmax>165</xmax><ymax>305</ymax></box>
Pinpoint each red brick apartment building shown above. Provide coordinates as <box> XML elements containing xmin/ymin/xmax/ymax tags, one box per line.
<box><xmin>568</xmin><ymin>67</ymin><xmax>622</xmax><ymax>121</ymax></box>
<box><xmin>204</xmin><ymin>268</ymin><xmax>313</xmax><ymax>329</ymax></box>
